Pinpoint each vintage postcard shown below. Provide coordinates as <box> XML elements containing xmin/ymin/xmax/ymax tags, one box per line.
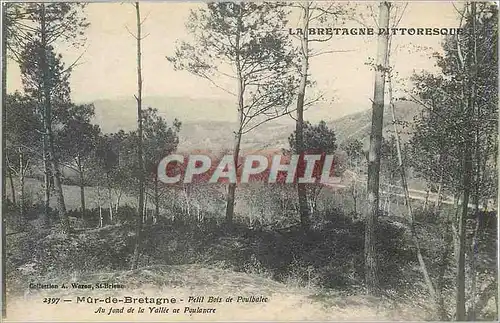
<box><xmin>1</xmin><ymin>1</ymin><xmax>498</xmax><ymax>322</ymax></box>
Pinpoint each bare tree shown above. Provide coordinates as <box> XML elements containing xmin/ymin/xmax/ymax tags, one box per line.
<box><xmin>168</xmin><ymin>3</ymin><xmax>299</xmax><ymax>226</ymax></box>
<box><xmin>130</xmin><ymin>1</ymin><xmax>145</xmax><ymax>270</ymax></box>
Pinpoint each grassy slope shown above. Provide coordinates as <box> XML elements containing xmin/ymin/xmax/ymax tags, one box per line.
<box><xmin>5</xmin><ymin>177</ymin><xmax>497</xmax><ymax>321</ymax></box>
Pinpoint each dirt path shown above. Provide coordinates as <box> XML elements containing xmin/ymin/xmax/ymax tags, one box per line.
<box><xmin>5</xmin><ymin>264</ymin><xmax>427</xmax><ymax>322</ymax></box>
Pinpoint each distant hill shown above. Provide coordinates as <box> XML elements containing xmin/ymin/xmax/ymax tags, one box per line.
<box><xmin>89</xmin><ymin>96</ymin><xmax>422</xmax><ymax>151</ymax></box>
<box><xmin>327</xmin><ymin>100</ymin><xmax>422</xmax><ymax>149</ymax></box>
<box><xmin>90</xmin><ymin>96</ymin><xmax>239</xmax><ymax>133</ymax></box>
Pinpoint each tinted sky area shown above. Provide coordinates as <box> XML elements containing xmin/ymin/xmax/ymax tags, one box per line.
<box><xmin>7</xmin><ymin>2</ymin><xmax>463</xmax><ymax>119</ymax></box>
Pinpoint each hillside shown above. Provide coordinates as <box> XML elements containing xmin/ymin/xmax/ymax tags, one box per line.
<box><xmin>326</xmin><ymin>100</ymin><xmax>422</xmax><ymax>148</ymax></box>
<box><xmin>91</xmin><ymin>96</ymin><xmax>239</xmax><ymax>133</ymax></box>
<box><xmin>90</xmin><ymin>96</ymin><xmax>421</xmax><ymax>151</ymax></box>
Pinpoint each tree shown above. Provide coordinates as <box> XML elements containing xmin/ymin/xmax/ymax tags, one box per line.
<box><xmin>4</xmin><ymin>92</ymin><xmax>42</xmax><ymax>219</ymax></box>
<box><xmin>94</xmin><ymin>131</ymin><xmax>129</xmax><ymax>225</ymax></box>
<box><xmin>385</xmin><ymin>29</ymin><xmax>439</xmax><ymax>314</ymax></box>
<box><xmin>408</xmin><ymin>73</ymin><xmax>464</xmax><ymax>210</ymax></box>
<box><xmin>168</xmin><ymin>2</ymin><xmax>299</xmax><ymax>226</ymax></box>
<box><xmin>142</xmin><ymin>107</ymin><xmax>181</xmax><ymax>220</ymax></box>
<box><xmin>12</xmin><ymin>3</ymin><xmax>89</xmax><ymax>234</ymax></box>
<box><xmin>341</xmin><ymin>138</ymin><xmax>364</xmax><ymax>215</ymax></box>
<box><xmin>131</xmin><ymin>1</ymin><xmax>144</xmax><ymax>270</ymax></box>
<box><xmin>19</xmin><ymin>39</ymin><xmax>72</xmax><ymax>233</ymax></box>
<box><xmin>379</xmin><ymin>135</ymin><xmax>400</xmax><ymax>214</ymax></box>
<box><xmin>364</xmin><ymin>1</ymin><xmax>390</xmax><ymax>295</ymax></box>
<box><xmin>57</xmin><ymin>103</ymin><xmax>101</xmax><ymax>218</ymax></box>
<box><xmin>288</xmin><ymin>120</ymin><xmax>338</xmax><ymax>215</ymax></box>
<box><xmin>289</xmin><ymin>1</ymin><xmax>346</xmax><ymax>231</ymax></box>
<box><xmin>408</xmin><ymin>2</ymin><xmax>498</xmax><ymax>319</ymax></box>
<box><xmin>443</xmin><ymin>4</ymin><xmax>497</xmax><ymax>320</ymax></box>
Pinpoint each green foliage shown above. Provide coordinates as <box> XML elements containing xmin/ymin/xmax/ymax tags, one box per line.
<box><xmin>56</xmin><ymin>103</ymin><xmax>101</xmax><ymax>170</ymax></box>
<box><xmin>341</xmin><ymin>138</ymin><xmax>363</xmax><ymax>166</ymax></box>
<box><xmin>5</xmin><ymin>92</ymin><xmax>42</xmax><ymax>162</ymax></box>
<box><xmin>142</xmin><ymin>107</ymin><xmax>181</xmax><ymax>175</ymax></box>
<box><xmin>288</xmin><ymin>120</ymin><xmax>337</xmax><ymax>154</ymax></box>
<box><xmin>408</xmin><ymin>3</ymin><xmax>498</xmax><ymax>201</ymax></box>
<box><xmin>7</xmin><ymin>3</ymin><xmax>89</xmax><ymax>57</ymax></box>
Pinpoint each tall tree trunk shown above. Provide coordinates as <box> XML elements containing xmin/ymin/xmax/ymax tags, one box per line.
<box><xmin>364</xmin><ymin>1</ymin><xmax>390</xmax><ymax>295</ymax></box>
<box><xmin>296</xmin><ymin>2</ymin><xmax>310</xmax><ymax>232</ymax></box>
<box><xmin>78</xmin><ymin>156</ymin><xmax>85</xmax><ymax>218</ymax></box>
<box><xmin>352</xmin><ymin>162</ymin><xmax>358</xmax><ymax>216</ymax></box>
<box><xmin>131</xmin><ymin>1</ymin><xmax>144</xmax><ymax>270</ymax></box>
<box><xmin>225</xmin><ymin>12</ymin><xmax>244</xmax><ymax>227</ymax></box>
<box><xmin>40</xmin><ymin>4</ymin><xmax>69</xmax><ymax>235</ymax></box>
<box><xmin>456</xmin><ymin>3</ymin><xmax>477</xmax><ymax>320</ymax></box>
<box><xmin>2</xmin><ymin>4</ymin><xmax>7</xmax><ymax>316</ymax></box>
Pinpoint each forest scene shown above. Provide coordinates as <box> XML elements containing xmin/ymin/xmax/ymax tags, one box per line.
<box><xmin>2</xmin><ymin>1</ymin><xmax>498</xmax><ymax>321</ymax></box>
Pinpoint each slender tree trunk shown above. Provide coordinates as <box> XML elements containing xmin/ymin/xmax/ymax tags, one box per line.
<box><xmin>154</xmin><ymin>175</ymin><xmax>159</xmax><ymax>219</ymax></box>
<box><xmin>7</xmin><ymin>164</ymin><xmax>16</xmax><ymax>205</ymax></box>
<box><xmin>106</xmin><ymin>172</ymin><xmax>113</xmax><ymax>223</ymax></box>
<box><xmin>296</xmin><ymin>2</ymin><xmax>311</xmax><ymax>232</ymax></box>
<box><xmin>115</xmin><ymin>191</ymin><xmax>122</xmax><ymax>214</ymax></box>
<box><xmin>388</xmin><ymin>48</ymin><xmax>437</xmax><ymax>313</ymax></box>
<box><xmin>42</xmin><ymin>138</ymin><xmax>50</xmax><ymax>222</ymax></box>
<box><xmin>225</xmin><ymin>131</ymin><xmax>241</xmax><ymax>226</ymax></box>
<box><xmin>131</xmin><ymin>1</ymin><xmax>144</xmax><ymax>270</ymax></box>
<box><xmin>40</xmin><ymin>4</ymin><xmax>69</xmax><ymax>235</ymax></box>
<box><xmin>143</xmin><ymin>194</ymin><xmax>147</xmax><ymax>224</ymax></box>
<box><xmin>468</xmin><ymin>211</ymin><xmax>481</xmax><ymax>321</ymax></box>
<box><xmin>2</xmin><ymin>4</ymin><xmax>7</xmax><ymax>316</ymax></box>
<box><xmin>352</xmin><ymin>186</ymin><xmax>357</xmax><ymax>216</ymax></box>
<box><xmin>18</xmin><ymin>149</ymin><xmax>24</xmax><ymax>219</ymax></box>
<box><xmin>423</xmin><ymin>185</ymin><xmax>430</xmax><ymax>211</ymax></box>
<box><xmin>436</xmin><ymin>207</ymin><xmax>454</xmax><ymax>320</ymax></box>
<box><xmin>456</xmin><ymin>4</ymin><xmax>477</xmax><ymax>320</ymax></box>
<box><xmin>97</xmin><ymin>183</ymin><xmax>102</xmax><ymax>228</ymax></box>
<box><xmin>78</xmin><ymin>157</ymin><xmax>85</xmax><ymax>218</ymax></box>
<box><xmin>225</xmin><ymin>12</ymin><xmax>244</xmax><ymax>227</ymax></box>
<box><xmin>468</xmin><ymin>25</ymin><xmax>489</xmax><ymax>318</ymax></box>
<box><xmin>108</xmin><ymin>186</ymin><xmax>113</xmax><ymax>224</ymax></box>
<box><xmin>434</xmin><ymin>164</ymin><xmax>444</xmax><ymax>213</ymax></box>
<box><xmin>364</xmin><ymin>1</ymin><xmax>390</xmax><ymax>295</ymax></box>
<box><xmin>183</xmin><ymin>186</ymin><xmax>191</xmax><ymax>218</ymax></box>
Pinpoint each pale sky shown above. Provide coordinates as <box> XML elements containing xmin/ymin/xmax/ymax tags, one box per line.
<box><xmin>6</xmin><ymin>1</ymin><xmax>464</xmax><ymax>120</ymax></box>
